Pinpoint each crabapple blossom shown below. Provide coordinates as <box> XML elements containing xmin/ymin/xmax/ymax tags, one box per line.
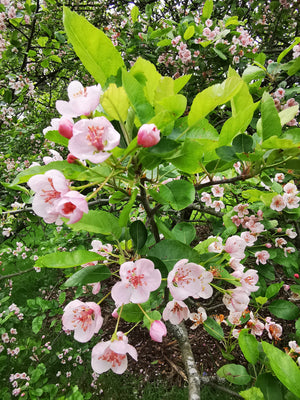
<box><xmin>227</xmin><ymin>311</ymin><xmax>243</xmax><ymax>325</ymax></box>
<box><xmin>224</xmin><ymin>235</ymin><xmax>247</xmax><ymax>261</ymax></box>
<box><xmin>27</xmin><ymin>169</ymin><xmax>69</xmax><ymax>224</ymax></box>
<box><xmin>255</xmin><ymin>250</ymin><xmax>270</xmax><ymax>265</ymax></box>
<box><xmin>275</xmin><ymin>238</ymin><xmax>287</xmax><ymax>248</ymax></box>
<box><xmin>274</xmin><ymin>173</ymin><xmax>285</xmax><ymax>183</ymax></box>
<box><xmin>56</xmin><ymin>80</ymin><xmax>102</xmax><ymax>118</ymax></box>
<box><xmin>265</xmin><ymin>318</ymin><xmax>282</xmax><ymax>341</ymax></box>
<box><xmin>223</xmin><ymin>288</ymin><xmax>250</xmax><ymax>313</ymax></box>
<box><xmin>167</xmin><ymin>259</ymin><xmax>213</xmax><ymax>301</ymax></box>
<box><xmin>289</xmin><ymin>341</ymin><xmax>300</xmax><ymax>354</ymax></box>
<box><xmin>62</xmin><ymin>300</ymin><xmax>103</xmax><ymax>343</ymax></box>
<box><xmin>232</xmin><ymin>269</ymin><xmax>259</xmax><ymax>294</ymax></box>
<box><xmin>229</xmin><ymin>258</ymin><xmax>245</xmax><ymax>272</ymax></box>
<box><xmin>91</xmin><ymin>332</ymin><xmax>137</xmax><ymax>375</ymax></box>
<box><xmin>43</xmin><ymin>149</ymin><xmax>63</xmax><ymax>165</ymax></box>
<box><xmin>68</xmin><ymin>117</ymin><xmax>120</xmax><ymax>163</ymax></box>
<box><xmin>247</xmin><ymin>312</ymin><xmax>264</xmax><ymax>336</ymax></box>
<box><xmin>55</xmin><ymin>191</ymin><xmax>88</xmax><ymax>224</ymax></box>
<box><xmin>111</xmin><ymin>259</ymin><xmax>161</xmax><ymax>306</ymax></box>
<box><xmin>162</xmin><ymin>300</ymin><xmax>190</xmax><ymax>325</ymax></box>
<box><xmin>283</xmin><ymin>182</ymin><xmax>298</xmax><ymax>195</ymax></box>
<box><xmin>200</xmin><ymin>192</ymin><xmax>212</xmax><ymax>206</ymax></box>
<box><xmin>212</xmin><ymin>200</ymin><xmax>225</xmax><ymax>212</ymax></box>
<box><xmin>190</xmin><ymin>307</ymin><xmax>207</xmax><ymax>329</ymax></box>
<box><xmin>284</xmin><ymin>247</ymin><xmax>296</xmax><ymax>257</ymax></box>
<box><xmin>43</xmin><ymin>117</ymin><xmax>74</xmax><ymax>139</ymax></box>
<box><xmin>283</xmin><ymin>193</ymin><xmax>300</xmax><ymax>209</ymax></box>
<box><xmin>211</xmin><ymin>185</ymin><xmax>224</xmax><ymax>197</ymax></box>
<box><xmin>233</xmin><ymin>203</ymin><xmax>249</xmax><ymax>218</ymax></box>
<box><xmin>137</xmin><ymin>124</ymin><xmax>160</xmax><ymax>148</ymax></box>
<box><xmin>241</xmin><ymin>231</ymin><xmax>256</xmax><ymax>246</ymax></box>
<box><xmin>286</xmin><ymin>228</ymin><xmax>297</xmax><ymax>239</ymax></box>
<box><xmin>207</xmin><ymin>236</ymin><xmax>224</xmax><ymax>253</ymax></box>
<box><xmin>150</xmin><ymin>320</ymin><xmax>167</xmax><ymax>342</ymax></box>
<box><xmin>270</xmin><ymin>195</ymin><xmax>286</xmax><ymax>212</ymax></box>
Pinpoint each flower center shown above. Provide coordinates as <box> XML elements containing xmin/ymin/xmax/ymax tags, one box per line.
<box><xmin>100</xmin><ymin>348</ymin><xmax>126</xmax><ymax>367</ymax></box>
<box><xmin>72</xmin><ymin>306</ymin><xmax>94</xmax><ymax>332</ymax></box>
<box><xmin>41</xmin><ymin>178</ymin><xmax>61</xmax><ymax>204</ymax></box>
<box><xmin>62</xmin><ymin>202</ymin><xmax>76</xmax><ymax>214</ymax></box>
<box><xmin>86</xmin><ymin>125</ymin><xmax>105</xmax><ymax>152</ymax></box>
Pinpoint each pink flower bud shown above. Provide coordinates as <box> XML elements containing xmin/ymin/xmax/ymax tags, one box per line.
<box><xmin>67</xmin><ymin>154</ymin><xmax>78</xmax><ymax>164</ymax></box>
<box><xmin>265</xmin><ymin>243</ymin><xmax>272</xmax><ymax>248</ymax></box>
<box><xmin>58</xmin><ymin>118</ymin><xmax>74</xmax><ymax>139</ymax></box>
<box><xmin>294</xmin><ymin>273</ymin><xmax>299</xmax><ymax>279</ymax></box>
<box><xmin>149</xmin><ymin>320</ymin><xmax>167</xmax><ymax>342</ymax></box>
<box><xmin>137</xmin><ymin>124</ymin><xmax>160</xmax><ymax>148</ymax></box>
<box><xmin>111</xmin><ymin>309</ymin><xmax>118</xmax><ymax>319</ymax></box>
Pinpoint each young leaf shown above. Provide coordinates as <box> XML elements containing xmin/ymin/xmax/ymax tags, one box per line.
<box><xmin>63</xmin><ymin>264</ymin><xmax>111</xmax><ymax>287</ymax></box>
<box><xmin>35</xmin><ymin>250</ymin><xmax>105</xmax><ymax>269</ymax></box>
<box><xmin>63</xmin><ymin>7</ymin><xmax>124</xmax><ymax>85</ymax></box>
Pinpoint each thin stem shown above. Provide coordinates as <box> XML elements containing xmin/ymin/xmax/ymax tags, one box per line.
<box><xmin>97</xmin><ymin>291</ymin><xmax>111</xmax><ymax>305</ymax></box>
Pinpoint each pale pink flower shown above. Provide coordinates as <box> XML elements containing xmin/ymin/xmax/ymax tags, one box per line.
<box><xmin>227</xmin><ymin>311</ymin><xmax>243</xmax><ymax>325</ymax></box>
<box><xmin>211</xmin><ymin>185</ymin><xmax>224</xmax><ymax>197</ymax></box>
<box><xmin>55</xmin><ymin>191</ymin><xmax>88</xmax><ymax>224</ymax></box>
<box><xmin>275</xmin><ymin>237</ymin><xmax>287</xmax><ymax>248</ymax></box>
<box><xmin>91</xmin><ymin>240</ymin><xmax>113</xmax><ymax>256</ymax></box>
<box><xmin>68</xmin><ymin>117</ymin><xmax>120</xmax><ymax>163</ymax></box>
<box><xmin>43</xmin><ymin>117</ymin><xmax>74</xmax><ymax>139</ymax></box>
<box><xmin>91</xmin><ymin>332</ymin><xmax>137</xmax><ymax>375</ymax></box>
<box><xmin>137</xmin><ymin>124</ymin><xmax>160</xmax><ymax>148</ymax></box>
<box><xmin>286</xmin><ymin>228</ymin><xmax>297</xmax><ymax>239</ymax></box>
<box><xmin>167</xmin><ymin>259</ymin><xmax>213</xmax><ymax>301</ymax></box>
<box><xmin>289</xmin><ymin>341</ymin><xmax>300</xmax><ymax>354</ymax></box>
<box><xmin>232</xmin><ymin>269</ymin><xmax>259</xmax><ymax>294</ymax></box>
<box><xmin>229</xmin><ymin>258</ymin><xmax>244</xmax><ymax>272</ymax></box>
<box><xmin>245</xmin><ymin>220</ymin><xmax>265</xmax><ymax>234</ymax></box>
<box><xmin>233</xmin><ymin>203</ymin><xmax>249</xmax><ymax>218</ymax></box>
<box><xmin>111</xmin><ymin>259</ymin><xmax>161</xmax><ymax>306</ymax></box>
<box><xmin>43</xmin><ymin>149</ymin><xmax>63</xmax><ymax>165</ymax></box>
<box><xmin>200</xmin><ymin>192</ymin><xmax>212</xmax><ymax>206</ymax></box>
<box><xmin>224</xmin><ymin>235</ymin><xmax>247</xmax><ymax>261</ymax></box>
<box><xmin>205</xmin><ymin>19</ymin><xmax>213</xmax><ymax>27</ymax></box>
<box><xmin>274</xmin><ymin>173</ymin><xmax>285</xmax><ymax>183</ymax></box>
<box><xmin>27</xmin><ymin>170</ymin><xmax>69</xmax><ymax>224</ymax></box>
<box><xmin>231</xmin><ymin>215</ymin><xmax>242</xmax><ymax>227</ymax></box>
<box><xmin>265</xmin><ymin>320</ymin><xmax>282</xmax><ymax>341</ymax></box>
<box><xmin>284</xmin><ymin>247</ymin><xmax>296</xmax><ymax>257</ymax></box>
<box><xmin>223</xmin><ymin>288</ymin><xmax>250</xmax><ymax>313</ymax></box>
<box><xmin>255</xmin><ymin>250</ymin><xmax>270</xmax><ymax>265</ymax></box>
<box><xmin>234</xmin><ymin>162</ymin><xmax>241</xmax><ymax>174</ymax></box>
<box><xmin>207</xmin><ymin>236</ymin><xmax>224</xmax><ymax>253</ymax></box>
<box><xmin>283</xmin><ymin>194</ymin><xmax>300</xmax><ymax>209</ymax></box>
<box><xmin>247</xmin><ymin>312</ymin><xmax>264</xmax><ymax>336</ymax></box>
<box><xmin>62</xmin><ymin>300</ymin><xmax>103</xmax><ymax>343</ymax></box>
<box><xmin>150</xmin><ymin>320</ymin><xmax>167</xmax><ymax>342</ymax></box>
<box><xmin>232</xmin><ymin>328</ymin><xmax>241</xmax><ymax>338</ymax></box>
<box><xmin>283</xmin><ymin>182</ymin><xmax>298</xmax><ymax>195</ymax></box>
<box><xmin>162</xmin><ymin>300</ymin><xmax>190</xmax><ymax>325</ymax></box>
<box><xmin>190</xmin><ymin>306</ymin><xmax>207</xmax><ymax>329</ymax></box>
<box><xmin>270</xmin><ymin>194</ymin><xmax>286</xmax><ymax>211</ymax></box>
<box><xmin>212</xmin><ymin>200</ymin><xmax>225</xmax><ymax>212</ymax></box>
<box><xmin>241</xmin><ymin>231</ymin><xmax>256</xmax><ymax>246</ymax></box>
<box><xmin>56</xmin><ymin>80</ymin><xmax>102</xmax><ymax>117</ymax></box>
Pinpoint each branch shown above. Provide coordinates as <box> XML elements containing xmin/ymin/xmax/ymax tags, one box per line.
<box><xmin>21</xmin><ymin>0</ymin><xmax>40</xmax><ymax>72</ymax></box>
<box><xmin>194</xmin><ymin>174</ymin><xmax>252</xmax><ymax>190</ymax></box>
<box><xmin>187</xmin><ymin>204</ymin><xmax>224</xmax><ymax>218</ymax></box>
<box><xmin>139</xmin><ymin>178</ymin><xmax>160</xmax><ymax>243</ymax></box>
<box><xmin>167</xmin><ymin>321</ymin><xmax>201</xmax><ymax>400</ymax></box>
<box><xmin>0</xmin><ymin>268</ymin><xmax>34</xmax><ymax>282</ymax></box>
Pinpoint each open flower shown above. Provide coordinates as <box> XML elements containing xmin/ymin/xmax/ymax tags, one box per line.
<box><xmin>255</xmin><ymin>250</ymin><xmax>270</xmax><ymax>265</ymax></box>
<box><xmin>55</xmin><ymin>191</ymin><xmax>88</xmax><ymax>224</ymax></box>
<box><xmin>91</xmin><ymin>332</ymin><xmax>137</xmax><ymax>374</ymax></box>
<box><xmin>62</xmin><ymin>300</ymin><xmax>103</xmax><ymax>343</ymax></box>
<box><xmin>68</xmin><ymin>117</ymin><xmax>120</xmax><ymax>163</ymax></box>
<box><xmin>111</xmin><ymin>259</ymin><xmax>161</xmax><ymax>306</ymax></box>
<box><xmin>190</xmin><ymin>307</ymin><xmax>207</xmax><ymax>329</ymax></box>
<box><xmin>56</xmin><ymin>80</ymin><xmax>102</xmax><ymax>118</ymax></box>
<box><xmin>163</xmin><ymin>300</ymin><xmax>190</xmax><ymax>325</ymax></box>
<box><xmin>167</xmin><ymin>259</ymin><xmax>213</xmax><ymax>301</ymax></box>
<box><xmin>224</xmin><ymin>235</ymin><xmax>247</xmax><ymax>261</ymax></box>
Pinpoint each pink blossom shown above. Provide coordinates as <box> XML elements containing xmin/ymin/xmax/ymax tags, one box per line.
<box><xmin>27</xmin><ymin>170</ymin><xmax>69</xmax><ymax>224</ymax></box>
<box><xmin>111</xmin><ymin>259</ymin><xmax>161</xmax><ymax>306</ymax></box>
<box><xmin>68</xmin><ymin>117</ymin><xmax>120</xmax><ymax>163</ymax></box>
<box><xmin>56</xmin><ymin>80</ymin><xmax>102</xmax><ymax>118</ymax></box>
<box><xmin>62</xmin><ymin>300</ymin><xmax>103</xmax><ymax>343</ymax></box>
<box><xmin>283</xmin><ymin>194</ymin><xmax>300</xmax><ymax>209</ymax></box>
<box><xmin>229</xmin><ymin>258</ymin><xmax>244</xmax><ymax>272</ymax></box>
<box><xmin>162</xmin><ymin>300</ymin><xmax>190</xmax><ymax>325</ymax></box>
<box><xmin>211</xmin><ymin>185</ymin><xmax>224</xmax><ymax>197</ymax></box>
<box><xmin>167</xmin><ymin>259</ymin><xmax>213</xmax><ymax>301</ymax></box>
<box><xmin>43</xmin><ymin>149</ymin><xmax>63</xmax><ymax>165</ymax></box>
<box><xmin>212</xmin><ymin>200</ymin><xmax>225</xmax><ymax>211</ymax></box>
<box><xmin>255</xmin><ymin>250</ymin><xmax>270</xmax><ymax>265</ymax></box>
<box><xmin>232</xmin><ymin>269</ymin><xmax>259</xmax><ymax>294</ymax></box>
<box><xmin>289</xmin><ymin>341</ymin><xmax>300</xmax><ymax>354</ymax></box>
<box><xmin>200</xmin><ymin>192</ymin><xmax>212</xmax><ymax>206</ymax></box>
<box><xmin>150</xmin><ymin>320</ymin><xmax>167</xmax><ymax>342</ymax></box>
<box><xmin>284</xmin><ymin>182</ymin><xmax>298</xmax><ymax>195</ymax></box>
<box><xmin>137</xmin><ymin>124</ymin><xmax>160</xmax><ymax>148</ymax></box>
<box><xmin>274</xmin><ymin>173</ymin><xmax>285</xmax><ymax>183</ymax></box>
<box><xmin>275</xmin><ymin>237</ymin><xmax>287</xmax><ymax>248</ymax></box>
<box><xmin>55</xmin><ymin>191</ymin><xmax>88</xmax><ymax>224</ymax></box>
<box><xmin>286</xmin><ymin>228</ymin><xmax>297</xmax><ymax>239</ymax></box>
<box><xmin>233</xmin><ymin>203</ymin><xmax>249</xmax><ymax>218</ymax></box>
<box><xmin>207</xmin><ymin>236</ymin><xmax>224</xmax><ymax>253</ymax></box>
<box><xmin>223</xmin><ymin>288</ymin><xmax>250</xmax><ymax>313</ymax></box>
<box><xmin>43</xmin><ymin>117</ymin><xmax>74</xmax><ymax>138</ymax></box>
<box><xmin>190</xmin><ymin>307</ymin><xmax>207</xmax><ymax>329</ymax></box>
<box><xmin>265</xmin><ymin>320</ymin><xmax>282</xmax><ymax>341</ymax></box>
<box><xmin>91</xmin><ymin>332</ymin><xmax>137</xmax><ymax>375</ymax></box>
<box><xmin>227</xmin><ymin>311</ymin><xmax>243</xmax><ymax>325</ymax></box>
<box><xmin>241</xmin><ymin>231</ymin><xmax>256</xmax><ymax>246</ymax></box>
<box><xmin>284</xmin><ymin>247</ymin><xmax>296</xmax><ymax>257</ymax></box>
<box><xmin>247</xmin><ymin>312</ymin><xmax>264</xmax><ymax>336</ymax></box>
<box><xmin>224</xmin><ymin>235</ymin><xmax>247</xmax><ymax>260</ymax></box>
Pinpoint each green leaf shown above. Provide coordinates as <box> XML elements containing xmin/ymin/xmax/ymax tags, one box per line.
<box><xmin>239</xmin><ymin>387</ymin><xmax>264</xmax><ymax>400</ymax></box>
<box><xmin>148</xmin><ymin>239</ymin><xmax>201</xmax><ymax>271</ymax></box>
<box><xmin>183</xmin><ymin>25</ymin><xmax>195</xmax><ymax>40</ymax></box>
<box><xmin>203</xmin><ymin>317</ymin><xmax>225</xmax><ymax>340</ymax></box>
<box><xmin>172</xmin><ymin>222</ymin><xmax>196</xmax><ymax>245</ymax></box>
<box><xmin>260</xmin><ymin>92</ymin><xmax>282</xmax><ymax>140</ymax></box>
<box><xmin>130</xmin><ymin>5</ymin><xmax>139</xmax><ymax>23</ymax></box>
<box><xmin>217</xmin><ymin>364</ymin><xmax>251</xmax><ymax>385</ymax></box>
<box><xmin>213</xmin><ymin>47</ymin><xmax>227</xmax><ymax>60</ymax></box>
<box><xmin>121</xmin><ymin>303</ymin><xmax>144</xmax><ymax>322</ymax></box>
<box><xmin>149</xmin><ymin>180</ymin><xmax>195</xmax><ymax>211</ymax></box>
<box><xmin>202</xmin><ymin>0</ymin><xmax>214</xmax><ymax>20</ymax></box>
<box><xmin>265</xmin><ymin>282</ymin><xmax>284</xmax><ymax>299</ymax></box>
<box><xmin>130</xmin><ymin>220</ymin><xmax>148</xmax><ymax>250</ymax></box>
<box><xmin>130</xmin><ymin>57</ymin><xmax>161</xmax><ymax>104</ymax></box>
<box><xmin>45</xmin><ymin>130</ymin><xmax>69</xmax><ymax>147</ymax></box>
<box><xmin>188</xmin><ymin>76</ymin><xmax>243</xmax><ymax>126</ymax></box>
<box><xmin>119</xmin><ymin>189</ymin><xmax>138</xmax><ymax>227</ymax></box>
<box><xmin>35</xmin><ymin>250</ymin><xmax>105</xmax><ymax>269</ymax></box>
<box><xmin>63</xmin><ymin>264</ymin><xmax>111</xmax><ymax>287</ymax></box>
<box><xmin>58</xmin><ymin>292</ymin><xmax>66</xmax><ymax>305</ymax></box>
<box><xmin>101</xmin><ymin>83</ymin><xmax>130</xmax><ymax>121</ymax></box>
<box><xmin>63</xmin><ymin>7</ymin><xmax>124</xmax><ymax>85</ymax></box>
<box><xmin>32</xmin><ymin>315</ymin><xmax>46</xmax><ymax>334</ymax></box>
<box><xmin>70</xmin><ymin>210</ymin><xmax>122</xmax><ymax>238</ymax></box>
<box><xmin>238</xmin><ymin>329</ymin><xmax>259</xmax><ymax>364</ymax></box>
<box><xmin>215</xmin><ymin>146</ymin><xmax>238</xmax><ymax>161</ymax></box>
<box><xmin>157</xmin><ymin>38</ymin><xmax>172</xmax><ymax>47</ymax></box>
<box><xmin>278</xmin><ymin>106</ymin><xmax>299</xmax><ymax>127</ymax></box>
<box><xmin>232</xmin><ymin>134</ymin><xmax>253</xmax><ymax>153</ymax></box>
<box><xmin>268</xmin><ymin>300</ymin><xmax>300</xmax><ymax>320</ymax></box>
<box><xmin>242</xmin><ymin>65</ymin><xmax>266</xmax><ymax>84</ymax></box>
<box><xmin>256</xmin><ymin>373</ymin><xmax>285</xmax><ymax>400</ymax></box>
<box><xmin>277</xmin><ymin>38</ymin><xmax>300</xmax><ymax>63</ymax></box>
<box><xmin>37</xmin><ymin>36</ymin><xmax>48</xmax><ymax>47</ymax></box>
<box><xmin>262</xmin><ymin>341</ymin><xmax>300</xmax><ymax>397</ymax></box>
<box><xmin>122</xmin><ymin>69</ymin><xmax>155</xmax><ymax>124</ymax></box>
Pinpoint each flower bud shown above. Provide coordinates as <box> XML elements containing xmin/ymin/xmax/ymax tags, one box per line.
<box><xmin>67</xmin><ymin>154</ymin><xmax>78</xmax><ymax>164</ymax></box>
<box><xmin>58</xmin><ymin>118</ymin><xmax>74</xmax><ymax>139</ymax></box>
<box><xmin>149</xmin><ymin>320</ymin><xmax>167</xmax><ymax>343</ymax></box>
<box><xmin>137</xmin><ymin>124</ymin><xmax>160</xmax><ymax>148</ymax></box>
<box><xmin>294</xmin><ymin>273</ymin><xmax>299</xmax><ymax>279</ymax></box>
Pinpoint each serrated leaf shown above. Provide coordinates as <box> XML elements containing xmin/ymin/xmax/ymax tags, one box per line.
<box><xmin>35</xmin><ymin>250</ymin><xmax>105</xmax><ymax>269</ymax></box>
<box><xmin>101</xmin><ymin>83</ymin><xmax>130</xmax><ymax>121</ymax></box>
<box><xmin>63</xmin><ymin>264</ymin><xmax>111</xmax><ymax>287</ymax></box>
<box><xmin>130</xmin><ymin>220</ymin><xmax>148</xmax><ymax>250</ymax></box>
<box><xmin>183</xmin><ymin>25</ymin><xmax>195</xmax><ymax>40</ymax></box>
<box><xmin>238</xmin><ymin>329</ymin><xmax>259</xmax><ymax>364</ymax></box>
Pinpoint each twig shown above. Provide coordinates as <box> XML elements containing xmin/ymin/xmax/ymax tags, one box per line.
<box><xmin>194</xmin><ymin>175</ymin><xmax>252</xmax><ymax>190</ymax></box>
<box><xmin>0</xmin><ymin>268</ymin><xmax>34</xmax><ymax>281</ymax></box>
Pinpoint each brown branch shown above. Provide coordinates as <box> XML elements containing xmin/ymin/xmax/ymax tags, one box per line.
<box><xmin>195</xmin><ymin>174</ymin><xmax>252</xmax><ymax>191</ymax></box>
<box><xmin>0</xmin><ymin>268</ymin><xmax>34</xmax><ymax>281</ymax></box>
<box><xmin>21</xmin><ymin>0</ymin><xmax>40</xmax><ymax>72</ymax></box>
<box><xmin>187</xmin><ymin>204</ymin><xmax>224</xmax><ymax>218</ymax></box>
<box><xmin>139</xmin><ymin>178</ymin><xmax>160</xmax><ymax>243</ymax></box>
